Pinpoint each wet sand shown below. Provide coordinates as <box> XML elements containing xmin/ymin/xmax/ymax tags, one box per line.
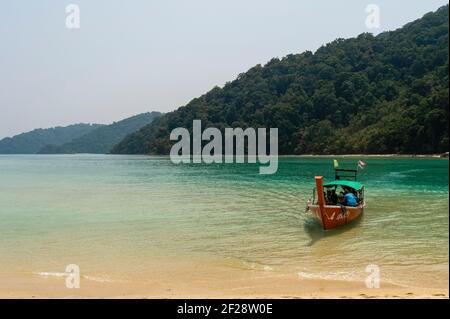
<box><xmin>1</xmin><ymin>264</ymin><xmax>447</xmax><ymax>299</ymax></box>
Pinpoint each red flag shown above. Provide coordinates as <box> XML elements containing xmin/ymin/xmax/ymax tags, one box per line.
<box><xmin>358</xmin><ymin>160</ymin><xmax>366</xmax><ymax>169</ymax></box>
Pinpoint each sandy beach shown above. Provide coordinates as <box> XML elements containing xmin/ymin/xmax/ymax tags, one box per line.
<box><xmin>1</xmin><ymin>262</ymin><xmax>448</xmax><ymax>299</ymax></box>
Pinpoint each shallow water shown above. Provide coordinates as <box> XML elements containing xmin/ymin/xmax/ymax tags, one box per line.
<box><xmin>0</xmin><ymin>155</ymin><xmax>448</xmax><ymax>290</ymax></box>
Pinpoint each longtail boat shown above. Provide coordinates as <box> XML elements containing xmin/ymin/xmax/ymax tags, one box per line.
<box><xmin>306</xmin><ymin>167</ymin><xmax>365</xmax><ymax>230</ymax></box>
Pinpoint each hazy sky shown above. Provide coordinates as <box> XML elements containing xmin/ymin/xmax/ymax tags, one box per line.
<box><xmin>0</xmin><ymin>0</ymin><xmax>448</xmax><ymax>138</ymax></box>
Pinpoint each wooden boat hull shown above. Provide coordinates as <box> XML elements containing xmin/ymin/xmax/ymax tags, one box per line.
<box><xmin>308</xmin><ymin>203</ymin><xmax>364</xmax><ymax>230</ymax></box>
<box><xmin>307</xmin><ymin>175</ymin><xmax>365</xmax><ymax>230</ymax></box>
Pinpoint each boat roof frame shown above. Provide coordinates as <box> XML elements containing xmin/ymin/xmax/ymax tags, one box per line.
<box><xmin>334</xmin><ymin>168</ymin><xmax>358</xmax><ymax>181</ymax></box>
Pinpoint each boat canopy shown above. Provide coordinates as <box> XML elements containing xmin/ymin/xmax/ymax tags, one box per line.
<box><xmin>323</xmin><ymin>180</ymin><xmax>363</xmax><ymax>190</ymax></box>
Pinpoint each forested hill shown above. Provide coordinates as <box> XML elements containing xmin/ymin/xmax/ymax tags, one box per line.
<box><xmin>38</xmin><ymin>112</ymin><xmax>162</xmax><ymax>154</ymax></box>
<box><xmin>0</xmin><ymin>124</ymin><xmax>103</xmax><ymax>154</ymax></box>
<box><xmin>112</xmin><ymin>6</ymin><xmax>449</xmax><ymax>155</ymax></box>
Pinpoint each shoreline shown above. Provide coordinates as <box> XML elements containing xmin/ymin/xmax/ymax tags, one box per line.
<box><xmin>1</xmin><ymin>153</ymin><xmax>448</xmax><ymax>158</ymax></box>
<box><xmin>279</xmin><ymin>153</ymin><xmax>449</xmax><ymax>158</ymax></box>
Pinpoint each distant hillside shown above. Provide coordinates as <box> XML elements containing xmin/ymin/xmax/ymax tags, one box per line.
<box><xmin>38</xmin><ymin>112</ymin><xmax>162</xmax><ymax>154</ymax></box>
<box><xmin>112</xmin><ymin>6</ymin><xmax>449</xmax><ymax>155</ymax></box>
<box><xmin>0</xmin><ymin>124</ymin><xmax>104</xmax><ymax>154</ymax></box>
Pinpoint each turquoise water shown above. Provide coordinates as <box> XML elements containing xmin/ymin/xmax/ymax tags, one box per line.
<box><xmin>0</xmin><ymin>155</ymin><xmax>448</xmax><ymax>289</ymax></box>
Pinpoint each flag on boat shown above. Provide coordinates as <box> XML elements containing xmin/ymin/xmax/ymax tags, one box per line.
<box><xmin>333</xmin><ymin>159</ymin><xmax>339</xmax><ymax>169</ymax></box>
<box><xmin>358</xmin><ymin>160</ymin><xmax>366</xmax><ymax>169</ymax></box>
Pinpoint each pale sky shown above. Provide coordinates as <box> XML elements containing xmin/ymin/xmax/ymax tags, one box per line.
<box><xmin>0</xmin><ymin>0</ymin><xmax>448</xmax><ymax>138</ymax></box>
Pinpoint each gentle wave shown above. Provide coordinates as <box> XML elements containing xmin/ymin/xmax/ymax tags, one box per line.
<box><xmin>34</xmin><ymin>272</ymin><xmax>67</xmax><ymax>278</ymax></box>
<box><xmin>297</xmin><ymin>271</ymin><xmax>358</xmax><ymax>282</ymax></box>
<box><xmin>34</xmin><ymin>272</ymin><xmax>114</xmax><ymax>283</ymax></box>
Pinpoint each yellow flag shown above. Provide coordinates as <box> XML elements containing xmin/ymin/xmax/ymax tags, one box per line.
<box><xmin>333</xmin><ymin>159</ymin><xmax>339</xmax><ymax>169</ymax></box>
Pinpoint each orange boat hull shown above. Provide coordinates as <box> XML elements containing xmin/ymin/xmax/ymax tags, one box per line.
<box><xmin>307</xmin><ymin>175</ymin><xmax>365</xmax><ymax>230</ymax></box>
<box><xmin>308</xmin><ymin>203</ymin><xmax>364</xmax><ymax>230</ymax></box>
